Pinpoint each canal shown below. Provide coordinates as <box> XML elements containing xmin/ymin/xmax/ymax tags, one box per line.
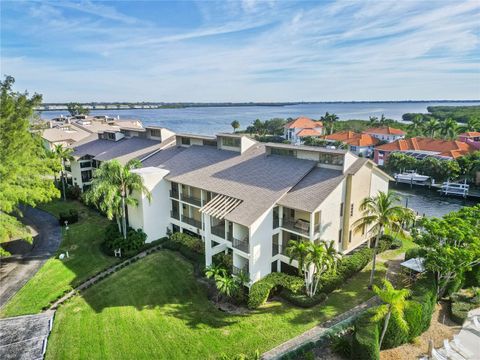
<box><xmin>390</xmin><ymin>183</ymin><xmax>479</xmax><ymax>218</ymax></box>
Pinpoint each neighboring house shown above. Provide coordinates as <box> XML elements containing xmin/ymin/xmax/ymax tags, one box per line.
<box><xmin>363</xmin><ymin>126</ymin><xmax>405</xmax><ymax>143</ymax></box>
<box><xmin>373</xmin><ymin>137</ymin><xmax>476</xmax><ymax>166</ymax></box>
<box><xmin>67</xmin><ymin>126</ymin><xmax>175</xmax><ymax>191</ymax></box>
<box><xmin>40</xmin><ymin>115</ymin><xmax>144</xmax><ymax>150</ymax></box>
<box><xmin>128</xmin><ymin>135</ymin><xmax>391</xmax><ymax>284</ymax></box>
<box><xmin>323</xmin><ymin>131</ymin><xmax>380</xmax><ymax>157</ymax></box>
<box><xmin>284</xmin><ymin>117</ymin><xmax>324</xmax><ymax>144</ymax></box>
<box><xmin>458</xmin><ymin>132</ymin><xmax>480</xmax><ymax>150</ymax></box>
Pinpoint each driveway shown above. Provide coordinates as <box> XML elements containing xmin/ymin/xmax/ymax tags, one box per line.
<box><xmin>0</xmin><ymin>207</ymin><xmax>61</xmax><ymax>308</ymax></box>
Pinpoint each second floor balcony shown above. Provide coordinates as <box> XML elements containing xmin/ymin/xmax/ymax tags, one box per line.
<box><xmin>211</xmin><ymin>224</ymin><xmax>225</xmax><ymax>238</ymax></box>
<box><xmin>228</xmin><ymin>233</ymin><xmax>249</xmax><ymax>253</ymax></box>
<box><xmin>170</xmin><ymin>210</ymin><xmax>179</xmax><ymax>220</ymax></box>
<box><xmin>180</xmin><ymin>193</ymin><xmax>202</xmax><ymax>207</ymax></box>
<box><xmin>281</xmin><ymin>217</ymin><xmax>319</xmax><ymax>237</ymax></box>
<box><xmin>170</xmin><ymin>189</ymin><xmax>179</xmax><ymax>199</ymax></box>
<box><xmin>181</xmin><ymin>215</ymin><xmax>202</xmax><ymax>229</ymax></box>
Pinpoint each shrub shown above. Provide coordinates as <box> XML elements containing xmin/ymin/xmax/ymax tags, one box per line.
<box><xmin>58</xmin><ymin>209</ymin><xmax>79</xmax><ymax>225</ymax></box>
<box><xmin>330</xmin><ymin>331</ymin><xmax>353</xmax><ymax>359</ymax></box>
<box><xmin>170</xmin><ymin>232</ymin><xmax>204</xmax><ymax>254</ymax></box>
<box><xmin>464</xmin><ymin>264</ymin><xmax>480</xmax><ymax>287</ymax></box>
<box><xmin>450</xmin><ymin>289</ymin><xmax>480</xmax><ymax>324</ymax></box>
<box><xmin>279</xmin><ymin>289</ymin><xmax>327</xmax><ymax>308</ymax></box>
<box><xmin>65</xmin><ymin>185</ymin><xmax>82</xmax><ymax>200</ymax></box>
<box><xmin>103</xmin><ymin>224</ymin><xmax>147</xmax><ymax>254</ymax></box>
<box><xmin>352</xmin><ymin>308</ymin><xmax>380</xmax><ymax>360</ymax></box>
<box><xmin>404</xmin><ymin>247</ymin><xmax>426</xmax><ymax>261</ymax></box>
<box><xmin>248</xmin><ymin>272</ymin><xmax>304</xmax><ymax>309</ymax></box>
<box><xmin>213</xmin><ymin>252</ymin><xmax>233</xmax><ymax>272</ymax></box>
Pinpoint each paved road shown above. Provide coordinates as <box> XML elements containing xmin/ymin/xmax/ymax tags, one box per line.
<box><xmin>0</xmin><ymin>207</ymin><xmax>61</xmax><ymax>308</ymax></box>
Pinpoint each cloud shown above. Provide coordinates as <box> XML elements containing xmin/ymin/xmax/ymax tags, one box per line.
<box><xmin>1</xmin><ymin>0</ymin><xmax>479</xmax><ymax>101</ymax></box>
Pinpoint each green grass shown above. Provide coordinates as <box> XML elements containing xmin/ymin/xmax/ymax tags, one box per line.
<box><xmin>47</xmin><ymin>251</ymin><xmax>386</xmax><ymax>360</ymax></box>
<box><xmin>384</xmin><ymin>228</ymin><xmax>418</xmax><ymax>258</ymax></box>
<box><xmin>0</xmin><ymin>200</ymin><xmax>119</xmax><ymax>317</ymax></box>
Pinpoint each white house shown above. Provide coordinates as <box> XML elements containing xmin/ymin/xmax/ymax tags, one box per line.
<box><xmin>363</xmin><ymin>126</ymin><xmax>405</xmax><ymax>143</ymax></box>
<box><xmin>284</xmin><ymin>117</ymin><xmax>324</xmax><ymax>144</ymax></box>
<box><xmin>128</xmin><ymin>135</ymin><xmax>391</xmax><ymax>284</ymax></box>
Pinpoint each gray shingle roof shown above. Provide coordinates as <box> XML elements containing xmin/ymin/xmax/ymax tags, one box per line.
<box><xmin>73</xmin><ymin>137</ymin><xmax>165</xmax><ymax>164</ymax></box>
<box><xmin>277</xmin><ymin>168</ymin><xmax>345</xmax><ymax>212</ymax></box>
<box><xmin>155</xmin><ymin>144</ymin><xmax>317</xmax><ymax>227</ymax></box>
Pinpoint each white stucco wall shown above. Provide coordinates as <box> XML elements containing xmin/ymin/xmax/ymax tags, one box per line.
<box><xmin>370</xmin><ymin>169</ymin><xmax>390</xmax><ymax>197</ymax></box>
<box><xmin>128</xmin><ymin>167</ymin><xmax>171</xmax><ymax>242</ymax></box>
<box><xmin>316</xmin><ymin>180</ymin><xmax>346</xmax><ymax>251</ymax></box>
<box><xmin>343</xmin><ymin>152</ymin><xmax>358</xmax><ymax>172</ymax></box>
<box><xmin>248</xmin><ymin>207</ymin><xmax>274</xmax><ymax>283</ymax></box>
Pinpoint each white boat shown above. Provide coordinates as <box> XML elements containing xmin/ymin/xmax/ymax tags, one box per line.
<box><xmin>395</xmin><ymin>170</ymin><xmax>430</xmax><ymax>183</ymax></box>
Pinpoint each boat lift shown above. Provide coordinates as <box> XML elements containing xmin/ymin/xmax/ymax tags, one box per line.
<box><xmin>439</xmin><ymin>179</ymin><xmax>469</xmax><ymax>198</ymax></box>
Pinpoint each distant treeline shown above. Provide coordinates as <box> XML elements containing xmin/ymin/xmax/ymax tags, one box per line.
<box><xmin>402</xmin><ymin>106</ymin><xmax>480</xmax><ymax>123</ymax></box>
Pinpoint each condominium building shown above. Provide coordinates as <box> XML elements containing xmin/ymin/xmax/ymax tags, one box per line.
<box><xmin>127</xmin><ymin>134</ymin><xmax>391</xmax><ymax>283</ymax></box>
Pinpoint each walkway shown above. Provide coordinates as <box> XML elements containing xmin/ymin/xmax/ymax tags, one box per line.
<box><xmin>0</xmin><ymin>207</ymin><xmax>62</xmax><ymax>307</ymax></box>
<box><xmin>0</xmin><ymin>311</ymin><xmax>55</xmax><ymax>360</ymax></box>
<box><xmin>261</xmin><ymin>296</ymin><xmax>380</xmax><ymax>359</ymax></box>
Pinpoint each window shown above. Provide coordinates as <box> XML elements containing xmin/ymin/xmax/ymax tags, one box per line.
<box><xmin>203</xmin><ymin>139</ymin><xmax>217</xmax><ymax>147</ymax></box>
<box><xmin>318</xmin><ymin>153</ymin><xmax>344</xmax><ymax>165</ymax></box>
<box><xmin>181</xmin><ymin>137</ymin><xmax>191</xmax><ymax>146</ymax></box>
<box><xmin>222</xmin><ymin>137</ymin><xmax>240</xmax><ymax>147</ymax></box>
<box><xmin>81</xmin><ymin>170</ymin><xmax>92</xmax><ymax>183</ymax></box>
<box><xmin>80</xmin><ymin>161</ymin><xmax>91</xmax><ymax>168</ymax></box>
<box><xmin>350</xmin><ymin>203</ymin><xmax>354</xmax><ymax>216</ymax></box>
<box><xmin>340</xmin><ymin>203</ymin><xmax>344</xmax><ymax>217</ymax></box>
<box><xmin>271</xmin><ymin>148</ymin><xmax>295</xmax><ymax>157</ymax></box>
<box><xmin>338</xmin><ymin>229</ymin><xmax>342</xmax><ymax>243</ymax></box>
<box><xmin>349</xmin><ymin>230</ymin><xmax>352</xmax><ymax>243</ymax></box>
<box><xmin>150</xmin><ymin>129</ymin><xmax>162</xmax><ymax>137</ymax></box>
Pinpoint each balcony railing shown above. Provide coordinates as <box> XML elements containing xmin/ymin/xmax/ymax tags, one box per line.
<box><xmin>272</xmin><ymin>241</ymin><xmax>279</xmax><ymax>256</ymax></box>
<box><xmin>281</xmin><ymin>218</ymin><xmax>320</xmax><ymax>236</ymax></box>
<box><xmin>170</xmin><ymin>210</ymin><xmax>179</xmax><ymax>220</ymax></box>
<box><xmin>170</xmin><ymin>189</ymin><xmax>179</xmax><ymax>199</ymax></box>
<box><xmin>181</xmin><ymin>215</ymin><xmax>202</xmax><ymax>229</ymax></box>
<box><xmin>232</xmin><ymin>265</ymin><xmax>250</xmax><ymax>280</ymax></box>
<box><xmin>228</xmin><ymin>233</ymin><xmax>249</xmax><ymax>253</ymax></box>
<box><xmin>211</xmin><ymin>224</ymin><xmax>225</xmax><ymax>238</ymax></box>
<box><xmin>180</xmin><ymin>193</ymin><xmax>202</xmax><ymax>207</ymax></box>
<box><xmin>273</xmin><ymin>217</ymin><xmax>280</xmax><ymax>229</ymax></box>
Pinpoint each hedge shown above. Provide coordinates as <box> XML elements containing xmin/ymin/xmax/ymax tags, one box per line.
<box><xmin>279</xmin><ymin>289</ymin><xmax>327</xmax><ymax>308</ymax></box>
<box><xmin>248</xmin><ymin>272</ymin><xmax>304</xmax><ymax>309</ymax></box>
<box><xmin>170</xmin><ymin>232</ymin><xmax>205</xmax><ymax>254</ymax></box>
<box><xmin>59</xmin><ymin>209</ymin><xmax>79</xmax><ymax>225</ymax></box>
<box><xmin>352</xmin><ymin>274</ymin><xmax>436</xmax><ymax>358</ymax></box>
<box><xmin>450</xmin><ymin>289</ymin><xmax>480</xmax><ymax>324</ymax></box>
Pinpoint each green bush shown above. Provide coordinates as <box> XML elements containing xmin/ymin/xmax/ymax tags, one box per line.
<box><xmin>213</xmin><ymin>252</ymin><xmax>233</xmax><ymax>272</ymax></box>
<box><xmin>170</xmin><ymin>232</ymin><xmax>204</xmax><ymax>254</ymax></box>
<box><xmin>103</xmin><ymin>224</ymin><xmax>147</xmax><ymax>254</ymax></box>
<box><xmin>450</xmin><ymin>289</ymin><xmax>480</xmax><ymax>324</ymax></box>
<box><xmin>58</xmin><ymin>209</ymin><xmax>79</xmax><ymax>225</ymax></box>
<box><xmin>248</xmin><ymin>272</ymin><xmax>304</xmax><ymax>309</ymax></box>
<box><xmin>404</xmin><ymin>247</ymin><xmax>426</xmax><ymax>261</ymax></box>
<box><xmin>65</xmin><ymin>185</ymin><xmax>82</xmax><ymax>200</ymax></box>
<box><xmin>279</xmin><ymin>289</ymin><xmax>327</xmax><ymax>308</ymax></box>
<box><xmin>352</xmin><ymin>308</ymin><xmax>380</xmax><ymax>360</ymax></box>
<box><xmin>464</xmin><ymin>264</ymin><xmax>480</xmax><ymax>287</ymax></box>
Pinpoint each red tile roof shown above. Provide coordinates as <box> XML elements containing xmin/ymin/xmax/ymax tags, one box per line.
<box><xmin>375</xmin><ymin>137</ymin><xmax>475</xmax><ymax>158</ymax></box>
<box><xmin>284</xmin><ymin>117</ymin><xmax>323</xmax><ymax>129</ymax></box>
<box><xmin>324</xmin><ymin>131</ymin><xmax>379</xmax><ymax>147</ymax></box>
<box><xmin>297</xmin><ymin>128</ymin><xmax>323</xmax><ymax>137</ymax></box>
<box><xmin>459</xmin><ymin>131</ymin><xmax>480</xmax><ymax>137</ymax></box>
<box><xmin>364</xmin><ymin>126</ymin><xmax>405</xmax><ymax>135</ymax></box>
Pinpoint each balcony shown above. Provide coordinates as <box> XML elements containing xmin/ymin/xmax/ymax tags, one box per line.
<box><xmin>211</xmin><ymin>224</ymin><xmax>225</xmax><ymax>238</ymax></box>
<box><xmin>272</xmin><ymin>241</ymin><xmax>279</xmax><ymax>256</ymax></box>
<box><xmin>273</xmin><ymin>217</ymin><xmax>280</xmax><ymax>229</ymax></box>
<box><xmin>170</xmin><ymin>189</ymin><xmax>179</xmax><ymax>199</ymax></box>
<box><xmin>170</xmin><ymin>210</ymin><xmax>179</xmax><ymax>220</ymax></box>
<box><xmin>180</xmin><ymin>193</ymin><xmax>202</xmax><ymax>207</ymax></box>
<box><xmin>228</xmin><ymin>233</ymin><xmax>249</xmax><ymax>253</ymax></box>
<box><xmin>232</xmin><ymin>265</ymin><xmax>249</xmax><ymax>280</ymax></box>
<box><xmin>281</xmin><ymin>218</ymin><xmax>319</xmax><ymax>237</ymax></box>
<box><xmin>181</xmin><ymin>215</ymin><xmax>202</xmax><ymax>229</ymax></box>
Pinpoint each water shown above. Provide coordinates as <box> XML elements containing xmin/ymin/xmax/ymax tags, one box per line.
<box><xmin>390</xmin><ymin>184</ymin><xmax>478</xmax><ymax>218</ymax></box>
<box><xmin>41</xmin><ymin>101</ymin><xmax>479</xmax><ymax>136</ymax></box>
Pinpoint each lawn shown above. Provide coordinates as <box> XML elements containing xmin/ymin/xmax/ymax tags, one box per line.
<box><xmin>47</xmin><ymin>251</ymin><xmax>387</xmax><ymax>360</ymax></box>
<box><xmin>0</xmin><ymin>200</ymin><xmax>119</xmax><ymax>317</ymax></box>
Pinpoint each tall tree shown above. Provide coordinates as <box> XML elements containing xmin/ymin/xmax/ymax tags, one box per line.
<box><xmin>408</xmin><ymin>114</ymin><xmax>424</xmax><ymax>136</ymax></box>
<box><xmin>439</xmin><ymin>118</ymin><xmax>459</xmax><ymax>140</ymax></box>
<box><xmin>231</xmin><ymin>120</ymin><xmax>240</xmax><ymax>133</ymax></box>
<box><xmin>286</xmin><ymin>240</ymin><xmax>310</xmax><ymax>277</ymax></box>
<box><xmin>459</xmin><ymin>117</ymin><xmax>480</xmax><ymax>133</ymax></box>
<box><xmin>423</xmin><ymin>118</ymin><xmax>440</xmax><ymax>137</ymax></box>
<box><xmin>413</xmin><ymin>205</ymin><xmax>480</xmax><ymax>298</ymax></box>
<box><xmin>0</xmin><ymin>76</ymin><xmax>60</xmax><ymax>255</ymax></box>
<box><xmin>53</xmin><ymin>144</ymin><xmax>74</xmax><ymax>201</ymax></box>
<box><xmin>67</xmin><ymin>102</ymin><xmax>90</xmax><ymax>116</ymax></box>
<box><xmin>354</xmin><ymin>191</ymin><xmax>409</xmax><ymax>288</ymax></box>
<box><xmin>86</xmin><ymin>159</ymin><xmax>151</xmax><ymax>239</ymax></box>
<box><xmin>372</xmin><ymin>280</ymin><xmax>410</xmax><ymax>349</ymax></box>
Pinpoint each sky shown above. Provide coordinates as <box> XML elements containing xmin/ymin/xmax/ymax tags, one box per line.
<box><xmin>1</xmin><ymin>0</ymin><xmax>479</xmax><ymax>102</ymax></box>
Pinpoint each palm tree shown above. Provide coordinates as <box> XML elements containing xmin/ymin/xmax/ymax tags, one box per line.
<box><xmin>408</xmin><ymin>114</ymin><xmax>424</xmax><ymax>136</ymax></box>
<box><xmin>286</xmin><ymin>240</ymin><xmax>310</xmax><ymax>277</ymax></box>
<box><xmin>372</xmin><ymin>279</ymin><xmax>410</xmax><ymax>349</ymax></box>
<box><xmin>354</xmin><ymin>191</ymin><xmax>406</xmax><ymax>289</ymax></box>
<box><xmin>423</xmin><ymin>118</ymin><xmax>440</xmax><ymax>138</ymax></box>
<box><xmin>86</xmin><ymin>159</ymin><xmax>151</xmax><ymax>239</ymax></box>
<box><xmin>327</xmin><ymin>113</ymin><xmax>339</xmax><ymax>135</ymax></box>
<box><xmin>369</xmin><ymin>116</ymin><xmax>379</xmax><ymax>125</ymax></box>
<box><xmin>215</xmin><ymin>273</ymin><xmax>239</xmax><ymax>298</ymax></box>
<box><xmin>53</xmin><ymin>144</ymin><xmax>74</xmax><ymax>201</ymax></box>
<box><xmin>231</xmin><ymin>120</ymin><xmax>240</xmax><ymax>133</ymax></box>
<box><xmin>439</xmin><ymin>118</ymin><xmax>459</xmax><ymax>140</ymax></box>
<box><xmin>205</xmin><ymin>264</ymin><xmax>227</xmax><ymax>280</ymax></box>
<box><xmin>305</xmin><ymin>241</ymin><xmax>340</xmax><ymax>297</ymax></box>
<box><xmin>459</xmin><ymin>117</ymin><xmax>480</xmax><ymax>133</ymax></box>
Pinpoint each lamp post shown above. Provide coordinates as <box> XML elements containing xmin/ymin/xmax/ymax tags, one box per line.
<box><xmin>64</xmin><ymin>220</ymin><xmax>69</xmax><ymax>258</ymax></box>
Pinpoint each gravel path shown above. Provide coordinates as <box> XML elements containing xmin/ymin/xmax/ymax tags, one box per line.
<box><xmin>0</xmin><ymin>207</ymin><xmax>62</xmax><ymax>308</ymax></box>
